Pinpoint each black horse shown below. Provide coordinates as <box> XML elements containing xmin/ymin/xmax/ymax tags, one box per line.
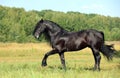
<box><xmin>33</xmin><ymin>19</ymin><xmax>115</xmax><ymax>71</ymax></box>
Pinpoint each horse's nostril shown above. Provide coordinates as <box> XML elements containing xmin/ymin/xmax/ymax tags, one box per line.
<box><xmin>36</xmin><ymin>35</ymin><xmax>39</xmax><ymax>39</ymax></box>
<box><xmin>34</xmin><ymin>34</ymin><xmax>39</xmax><ymax>39</ymax></box>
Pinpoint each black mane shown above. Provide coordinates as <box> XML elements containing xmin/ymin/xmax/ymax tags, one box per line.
<box><xmin>43</xmin><ymin>20</ymin><xmax>68</xmax><ymax>32</ymax></box>
<box><xmin>40</xmin><ymin>20</ymin><xmax>68</xmax><ymax>43</ymax></box>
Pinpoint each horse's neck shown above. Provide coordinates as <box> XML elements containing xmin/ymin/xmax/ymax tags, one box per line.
<box><xmin>48</xmin><ymin>28</ymin><xmax>66</xmax><ymax>37</ymax></box>
<box><xmin>46</xmin><ymin>24</ymin><xmax>67</xmax><ymax>35</ymax></box>
<box><xmin>46</xmin><ymin>25</ymin><xmax>67</xmax><ymax>42</ymax></box>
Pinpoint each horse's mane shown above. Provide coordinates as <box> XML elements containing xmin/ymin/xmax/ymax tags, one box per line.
<box><xmin>42</xmin><ymin>20</ymin><xmax>68</xmax><ymax>43</ymax></box>
<box><xmin>44</xmin><ymin>20</ymin><xmax>67</xmax><ymax>31</ymax></box>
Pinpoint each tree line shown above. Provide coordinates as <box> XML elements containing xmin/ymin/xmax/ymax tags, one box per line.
<box><xmin>0</xmin><ymin>5</ymin><xmax>120</xmax><ymax>42</ymax></box>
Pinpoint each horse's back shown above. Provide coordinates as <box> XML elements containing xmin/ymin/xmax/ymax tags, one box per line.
<box><xmin>83</xmin><ymin>29</ymin><xmax>104</xmax><ymax>48</ymax></box>
<box><xmin>86</xmin><ymin>29</ymin><xmax>104</xmax><ymax>41</ymax></box>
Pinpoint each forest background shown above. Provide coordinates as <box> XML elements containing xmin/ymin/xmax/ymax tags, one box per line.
<box><xmin>0</xmin><ymin>5</ymin><xmax>120</xmax><ymax>43</ymax></box>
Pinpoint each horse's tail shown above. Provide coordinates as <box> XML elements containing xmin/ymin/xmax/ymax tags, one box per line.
<box><xmin>100</xmin><ymin>44</ymin><xmax>115</xmax><ymax>60</ymax></box>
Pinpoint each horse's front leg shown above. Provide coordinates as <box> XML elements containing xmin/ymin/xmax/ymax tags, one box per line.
<box><xmin>59</xmin><ymin>52</ymin><xmax>66</xmax><ymax>70</ymax></box>
<box><xmin>41</xmin><ymin>50</ymin><xmax>58</xmax><ymax>67</ymax></box>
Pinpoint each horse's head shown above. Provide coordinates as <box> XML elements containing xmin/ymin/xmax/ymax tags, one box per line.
<box><xmin>33</xmin><ymin>19</ymin><xmax>46</xmax><ymax>39</ymax></box>
<box><xmin>33</xmin><ymin>19</ymin><xmax>66</xmax><ymax>39</ymax></box>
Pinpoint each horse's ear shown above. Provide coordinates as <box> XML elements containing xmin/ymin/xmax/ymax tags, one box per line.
<box><xmin>40</xmin><ymin>19</ymin><xmax>44</xmax><ymax>23</ymax></box>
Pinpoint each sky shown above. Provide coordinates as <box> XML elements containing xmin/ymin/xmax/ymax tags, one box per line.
<box><xmin>0</xmin><ymin>0</ymin><xmax>120</xmax><ymax>17</ymax></box>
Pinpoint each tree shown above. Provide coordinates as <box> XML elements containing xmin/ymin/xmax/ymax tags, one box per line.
<box><xmin>0</xmin><ymin>5</ymin><xmax>120</xmax><ymax>42</ymax></box>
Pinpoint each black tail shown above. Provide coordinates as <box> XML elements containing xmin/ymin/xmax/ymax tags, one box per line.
<box><xmin>100</xmin><ymin>44</ymin><xmax>115</xmax><ymax>60</ymax></box>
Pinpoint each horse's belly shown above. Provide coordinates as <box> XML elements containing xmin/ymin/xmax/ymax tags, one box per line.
<box><xmin>66</xmin><ymin>40</ymin><xmax>87</xmax><ymax>51</ymax></box>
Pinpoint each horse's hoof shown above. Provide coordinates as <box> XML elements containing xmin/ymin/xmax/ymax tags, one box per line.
<box><xmin>93</xmin><ymin>68</ymin><xmax>100</xmax><ymax>71</ymax></box>
<box><xmin>41</xmin><ymin>63</ymin><xmax>47</xmax><ymax>67</ymax></box>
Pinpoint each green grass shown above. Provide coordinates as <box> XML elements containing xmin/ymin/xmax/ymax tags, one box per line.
<box><xmin>0</xmin><ymin>43</ymin><xmax>120</xmax><ymax>78</ymax></box>
<box><xmin>0</xmin><ymin>62</ymin><xmax>120</xmax><ymax>78</ymax></box>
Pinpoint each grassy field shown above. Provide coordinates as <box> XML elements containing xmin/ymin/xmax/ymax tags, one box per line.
<box><xmin>0</xmin><ymin>42</ymin><xmax>120</xmax><ymax>78</ymax></box>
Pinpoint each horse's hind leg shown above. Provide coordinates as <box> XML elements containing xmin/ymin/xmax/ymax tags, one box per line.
<box><xmin>91</xmin><ymin>47</ymin><xmax>101</xmax><ymax>71</ymax></box>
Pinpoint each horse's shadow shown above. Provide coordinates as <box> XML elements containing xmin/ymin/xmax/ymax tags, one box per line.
<box><xmin>47</xmin><ymin>65</ymin><xmax>117</xmax><ymax>71</ymax></box>
<box><xmin>47</xmin><ymin>65</ymin><xmax>94</xmax><ymax>71</ymax></box>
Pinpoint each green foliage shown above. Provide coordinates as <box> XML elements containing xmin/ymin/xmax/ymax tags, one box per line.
<box><xmin>0</xmin><ymin>5</ymin><xmax>120</xmax><ymax>42</ymax></box>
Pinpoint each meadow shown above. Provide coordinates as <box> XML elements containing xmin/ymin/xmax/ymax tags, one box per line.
<box><xmin>0</xmin><ymin>42</ymin><xmax>120</xmax><ymax>78</ymax></box>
